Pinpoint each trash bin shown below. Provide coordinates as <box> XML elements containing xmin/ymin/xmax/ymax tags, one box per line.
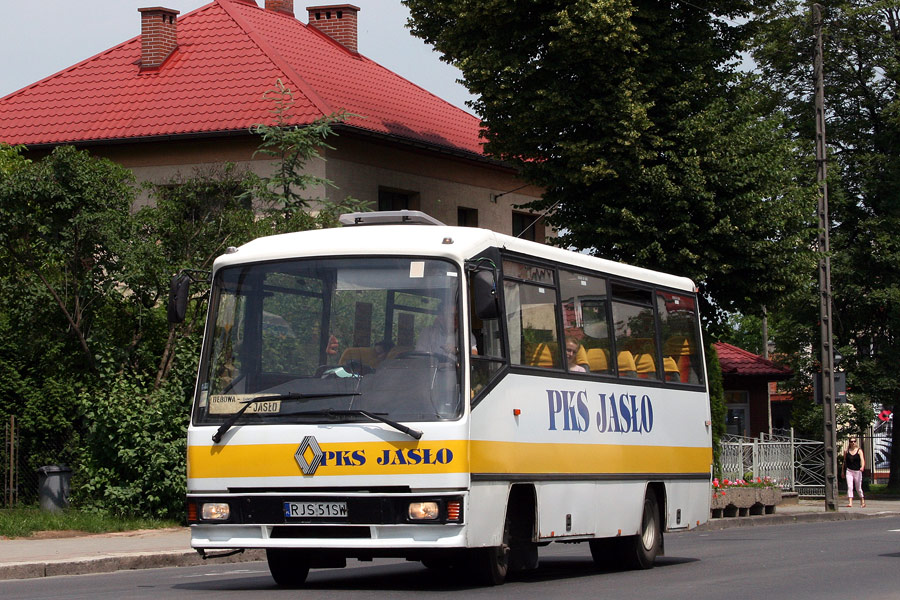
<box><xmin>37</xmin><ymin>465</ymin><xmax>72</xmax><ymax>511</ymax></box>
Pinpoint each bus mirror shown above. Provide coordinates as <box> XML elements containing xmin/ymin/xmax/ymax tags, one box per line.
<box><xmin>167</xmin><ymin>273</ymin><xmax>191</xmax><ymax>324</ymax></box>
<box><xmin>472</xmin><ymin>270</ymin><xmax>500</xmax><ymax>320</ymax></box>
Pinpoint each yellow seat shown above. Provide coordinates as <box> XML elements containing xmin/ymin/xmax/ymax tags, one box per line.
<box><xmin>574</xmin><ymin>345</ymin><xmax>588</xmax><ymax>368</ymax></box>
<box><xmin>635</xmin><ymin>353</ymin><xmax>657</xmax><ymax>379</ymax></box>
<box><xmin>663</xmin><ymin>357</ymin><xmax>681</xmax><ymax>381</ymax></box>
<box><xmin>339</xmin><ymin>347</ymin><xmax>379</xmax><ymax>367</ymax></box>
<box><xmin>617</xmin><ymin>351</ymin><xmax>637</xmax><ymax>377</ymax></box>
<box><xmin>586</xmin><ymin>348</ymin><xmax>610</xmax><ymax>373</ymax></box>
<box><xmin>525</xmin><ymin>341</ymin><xmax>560</xmax><ymax>368</ymax></box>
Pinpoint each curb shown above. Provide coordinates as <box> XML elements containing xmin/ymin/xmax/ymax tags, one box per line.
<box><xmin>0</xmin><ymin>548</ymin><xmax>265</xmax><ymax>582</ymax></box>
<box><xmin>696</xmin><ymin>509</ymin><xmax>900</xmax><ymax>531</ymax></box>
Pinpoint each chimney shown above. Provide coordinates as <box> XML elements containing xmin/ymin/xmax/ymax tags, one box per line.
<box><xmin>265</xmin><ymin>0</ymin><xmax>294</xmax><ymax>15</ymax></box>
<box><xmin>138</xmin><ymin>7</ymin><xmax>180</xmax><ymax>70</ymax></box>
<box><xmin>306</xmin><ymin>5</ymin><xmax>360</xmax><ymax>53</ymax></box>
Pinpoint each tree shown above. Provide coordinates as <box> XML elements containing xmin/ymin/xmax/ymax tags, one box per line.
<box><xmin>750</xmin><ymin>1</ymin><xmax>900</xmax><ymax>488</ymax></box>
<box><xmin>249</xmin><ymin>79</ymin><xmax>366</xmax><ymax>231</ymax></box>
<box><xmin>404</xmin><ymin>1</ymin><xmax>816</xmax><ymax>331</ymax></box>
<box><xmin>0</xmin><ymin>145</ymin><xmax>134</xmax><ymax>370</ymax></box>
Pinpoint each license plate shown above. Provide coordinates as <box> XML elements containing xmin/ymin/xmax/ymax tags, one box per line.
<box><xmin>283</xmin><ymin>501</ymin><xmax>348</xmax><ymax>519</ymax></box>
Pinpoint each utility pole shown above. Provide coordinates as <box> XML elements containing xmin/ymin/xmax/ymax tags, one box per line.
<box><xmin>813</xmin><ymin>3</ymin><xmax>838</xmax><ymax>511</ymax></box>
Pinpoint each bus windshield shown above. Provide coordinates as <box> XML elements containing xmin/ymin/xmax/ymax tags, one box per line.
<box><xmin>193</xmin><ymin>257</ymin><xmax>463</xmax><ymax>427</ymax></box>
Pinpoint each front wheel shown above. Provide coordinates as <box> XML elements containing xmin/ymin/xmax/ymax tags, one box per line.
<box><xmin>468</xmin><ymin>510</ymin><xmax>511</xmax><ymax>585</ymax></box>
<box><xmin>266</xmin><ymin>548</ymin><xmax>310</xmax><ymax>587</ymax></box>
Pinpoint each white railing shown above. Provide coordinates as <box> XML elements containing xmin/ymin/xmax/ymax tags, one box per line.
<box><xmin>720</xmin><ymin>429</ymin><xmax>824</xmax><ymax>497</ymax></box>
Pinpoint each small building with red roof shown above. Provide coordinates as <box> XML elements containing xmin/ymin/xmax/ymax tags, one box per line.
<box><xmin>714</xmin><ymin>341</ymin><xmax>793</xmax><ymax>437</ymax></box>
<box><xmin>0</xmin><ymin>0</ymin><xmax>546</xmax><ymax>237</ymax></box>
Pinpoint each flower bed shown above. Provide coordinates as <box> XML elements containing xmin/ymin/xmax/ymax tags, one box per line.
<box><xmin>710</xmin><ymin>477</ymin><xmax>782</xmax><ymax>518</ymax></box>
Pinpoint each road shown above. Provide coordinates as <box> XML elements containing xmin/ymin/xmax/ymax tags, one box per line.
<box><xmin>2</xmin><ymin>517</ymin><xmax>899</xmax><ymax>599</ymax></box>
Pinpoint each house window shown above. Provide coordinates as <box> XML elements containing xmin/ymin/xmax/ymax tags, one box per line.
<box><xmin>458</xmin><ymin>207</ymin><xmax>478</xmax><ymax>227</ymax></box>
<box><xmin>378</xmin><ymin>188</ymin><xmax>419</xmax><ymax>211</ymax></box>
<box><xmin>725</xmin><ymin>390</ymin><xmax>750</xmax><ymax>437</ymax></box>
<box><xmin>512</xmin><ymin>211</ymin><xmax>545</xmax><ymax>242</ymax></box>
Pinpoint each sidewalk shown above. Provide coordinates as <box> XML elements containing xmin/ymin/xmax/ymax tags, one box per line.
<box><xmin>699</xmin><ymin>495</ymin><xmax>900</xmax><ymax>531</ymax></box>
<box><xmin>2</xmin><ymin>497</ymin><xmax>899</xmax><ymax>581</ymax></box>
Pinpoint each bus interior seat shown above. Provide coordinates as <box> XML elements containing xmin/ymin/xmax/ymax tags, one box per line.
<box><xmin>525</xmin><ymin>341</ymin><xmax>561</xmax><ymax>368</ymax></box>
<box><xmin>586</xmin><ymin>347</ymin><xmax>609</xmax><ymax>373</ymax></box>
<box><xmin>634</xmin><ymin>353</ymin><xmax>657</xmax><ymax>379</ymax></box>
<box><xmin>339</xmin><ymin>347</ymin><xmax>379</xmax><ymax>367</ymax></box>
<box><xmin>663</xmin><ymin>357</ymin><xmax>681</xmax><ymax>382</ymax></box>
<box><xmin>664</xmin><ymin>337</ymin><xmax>694</xmax><ymax>383</ymax></box>
<box><xmin>617</xmin><ymin>350</ymin><xmax>638</xmax><ymax>377</ymax></box>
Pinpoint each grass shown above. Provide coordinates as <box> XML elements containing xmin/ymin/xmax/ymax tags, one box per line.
<box><xmin>0</xmin><ymin>508</ymin><xmax>180</xmax><ymax>539</ymax></box>
<box><xmin>865</xmin><ymin>484</ymin><xmax>900</xmax><ymax>498</ymax></box>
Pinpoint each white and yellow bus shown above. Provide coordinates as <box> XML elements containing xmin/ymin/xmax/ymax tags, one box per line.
<box><xmin>177</xmin><ymin>211</ymin><xmax>712</xmax><ymax>586</ymax></box>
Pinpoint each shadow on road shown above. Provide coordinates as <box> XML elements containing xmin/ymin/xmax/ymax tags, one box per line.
<box><xmin>173</xmin><ymin>555</ymin><xmax>701</xmax><ymax>592</ymax></box>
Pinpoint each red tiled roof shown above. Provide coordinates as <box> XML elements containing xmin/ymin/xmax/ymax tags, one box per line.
<box><xmin>714</xmin><ymin>341</ymin><xmax>792</xmax><ymax>379</ymax></box>
<box><xmin>0</xmin><ymin>0</ymin><xmax>484</xmax><ymax>157</ymax></box>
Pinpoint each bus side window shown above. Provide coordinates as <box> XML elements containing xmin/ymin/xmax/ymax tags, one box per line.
<box><xmin>559</xmin><ymin>269</ymin><xmax>610</xmax><ymax>374</ymax></box>
<box><xmin>657</xmin><ymin>291</ymin><xmax>703</xmax><ymax>385</ymax></box>
<box><xmin>504</xmin><ymin>279</ymin><xmax>561</xmax><ymax>368</ymax></box>
<box><xmin>611</xmin><ymin>283</ymin><xmax>660</xmax><ymax>381</ymax></box>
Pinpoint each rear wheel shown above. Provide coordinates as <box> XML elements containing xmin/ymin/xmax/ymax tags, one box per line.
<box><xmin>622</xmin><ymin>490</ymin><xmax>662</xmax><ymax>570</ymax></box>
<box><xmin>266</xmin><ymin>549</ymin><xmax>310</xmax><ymax>587</ymax></box>
<box><xmin>590</xmin><ymin>490</ymin><xmax>662</xmax><ymax>571</ymax></box>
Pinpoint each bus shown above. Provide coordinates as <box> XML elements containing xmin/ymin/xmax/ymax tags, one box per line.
<box><xmin>172</xmin><ymin>210</ymin><xmax>712</xmax><ymax>586</ymax></box>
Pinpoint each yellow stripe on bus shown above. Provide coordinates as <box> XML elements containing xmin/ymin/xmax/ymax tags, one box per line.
<box><xmin>188</xmin><ymin>439</ymin><xmax>711</xmax><ymax>479</ymax></box>
<box><xmin>469</xmin><ymin>440</ymin><xmax>712</xmax><ymax>475</ymax></box>
<box><xmin>188</xmin><ymin>440</ymin><xmax>469</xmax><ymax>479</ymax></box>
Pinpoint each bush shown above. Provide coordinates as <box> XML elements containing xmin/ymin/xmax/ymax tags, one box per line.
<box><xmin>74</xmin><ymin>374</ymin><xmax>192</xmax><ymax>520</ymax></box>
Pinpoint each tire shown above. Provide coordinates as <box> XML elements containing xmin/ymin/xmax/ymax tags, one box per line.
<box><xmin>266</xmin><ymin>548</ymin><xmax>311</xmax><ymax>587</ymax></box>
<box><xmin>622</xmin><ymin>490</ymin><xmax>662</xmax><ymax>570</ymax></box>
<box><xmin>468</xmin><ymin>510</ymin><xmax>511</xmax><ymax>585</ymax></box>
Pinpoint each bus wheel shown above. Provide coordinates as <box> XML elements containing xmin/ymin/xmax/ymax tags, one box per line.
<box><xmin>623</xmin><ymin>491</ymin><xmax>662</xmax><ymax>570</ymax></box>
<box><xmin>266</xmin><ymin>549</ymin><xmax>310</xmax><ymax>587</ymax></box>
<box><xmin>468</xmin><ymin>512</ymin><xmax>511</xmax><ymax>585</ymax></box>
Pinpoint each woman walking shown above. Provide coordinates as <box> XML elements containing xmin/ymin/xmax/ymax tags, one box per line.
<box><xmin>844</xmin><ymin>437</ymin><xmax>866</xmax><ymax>508</ymax></box>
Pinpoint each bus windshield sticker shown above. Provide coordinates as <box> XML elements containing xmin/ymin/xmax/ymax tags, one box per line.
<box><xmin>410</xmin><ymin>261</ymin><xmax>425</xmax><ymax>278</ymax></box>
<box><xmin>208</xmin><ymin>394</ymin><xmax>282</xmax><ymax>415</ymax></box>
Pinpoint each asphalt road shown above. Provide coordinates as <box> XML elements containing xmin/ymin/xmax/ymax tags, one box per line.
<box><xmin>2</xmin><ymin>517</ymin><xmax>899</xmax><ymax>599</ymax></box>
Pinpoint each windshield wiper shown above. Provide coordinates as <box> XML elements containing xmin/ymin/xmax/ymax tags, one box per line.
<box><xmin>293</xmin><ymin>409</ymin><xmax>423</xmax><ymax>440</ymax></box>
<box><xmin>212</xmin><ymin>392</ymin><xmax>361</xmax><ymax>443</ymax></box>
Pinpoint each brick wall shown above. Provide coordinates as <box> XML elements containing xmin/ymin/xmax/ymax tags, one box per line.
<box><xmin>265</xmin><ymin>0</ymin><xmax>294</xmax><ymax>15</ymax></box>
<box><xmin>139</xmin><ymin>7</ymin><xmax>179</xmax><ymax>69</ymax></box>
<box><xmin>307</xmin><ymin>5</ymin><xmax>359</xmax><ymax>53</ymax></box>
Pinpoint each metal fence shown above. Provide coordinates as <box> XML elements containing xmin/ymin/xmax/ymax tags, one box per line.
<box><xmin>856</xmin><ymin>418</ymin><xmax>892</xmax><ymax>487</ymax></box>
<box><xmin>1</xmin><ymin>415</ymin><xmax>74</xmax><ymax>508</ymax></box>
<box><xmin>721</xmin><ymin>430</ymin><xmax>825</xmax><ymax>497</ymax></box>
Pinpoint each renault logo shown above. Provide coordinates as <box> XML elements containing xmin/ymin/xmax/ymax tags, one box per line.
<box><xmin>295</xmin><ymin>436</ymin><xmax>323</xmax><ymax>475</ymax></box>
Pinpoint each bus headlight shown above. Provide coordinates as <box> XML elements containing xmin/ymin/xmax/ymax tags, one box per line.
<box><xmin>201</xmin><ymin>502</ymin><xmax>231</xmax><ymax>521</ymax></box>
<box><xmin>408</xmin><ymin>501</ymin><xmax>439</xmax><ymax>520</ymax></box>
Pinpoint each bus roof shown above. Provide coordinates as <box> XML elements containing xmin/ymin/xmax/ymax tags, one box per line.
<box><xmin>214</xmin><ymin>222</ymin><xmax>696</xmax><ymax>293</ymax></box>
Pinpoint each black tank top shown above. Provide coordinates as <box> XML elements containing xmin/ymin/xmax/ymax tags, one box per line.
<box><xmin>845</xmin><ymin>450</ymin><xmax>862</xmax><ymax>471</ymax></box>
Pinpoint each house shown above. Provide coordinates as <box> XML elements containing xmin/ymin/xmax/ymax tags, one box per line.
<box><xmin>0</xmin><ymin>0</ymin><xmax>546</xmax><ymax>238</ymax></box>
<box><xmin>715</xmin><ymin>341</ymin><xmax>793</xmax><ymax>438</ymax></box>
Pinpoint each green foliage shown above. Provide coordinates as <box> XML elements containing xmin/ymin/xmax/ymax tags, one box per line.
<box><xmin>404</xmin><ymin>2</ymin><xmax>816</xmax><ymax>332</ymax></box>
<box><xmin>707</xmin><ymin>343</ymin><xmax>726</xmax><ymax>477</ymax></box>
<box><xmin>0</xmin><ymin>80</ymin><xmax>366</xmax><ymax>521</ymax></box>
<box><xmin>74</xmin><ymin>372</ymin><xmax>190</xmax><ymax>520</ymax></box>
<box><xmin>248</xmin><ymin>79</ymin><xmax>369</xmax><ymax>230</ymax></box>
<box><xmin>0</xmin><ymin>145</ymin><xmax>135</xmax><ymax>370</ymax></box>
<box><xmin>750</xmin><ymin>2</ymin><xmax>900</xmax><ymax>483</ymax></box>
